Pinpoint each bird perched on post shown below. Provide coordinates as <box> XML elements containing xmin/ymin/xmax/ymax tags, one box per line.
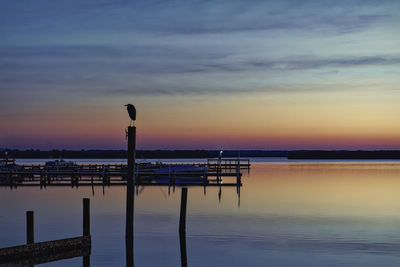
<box><xmin>124</xmin><ymin>104</ymin><xmax>136</xmax><ymax>126</ymax></box>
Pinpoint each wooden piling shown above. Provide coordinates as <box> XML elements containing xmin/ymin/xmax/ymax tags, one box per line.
<box><xmin>236</xmin><ymin>161</ymin><xmax>241</xmax><ymax>183</ymax></box>
<box><xmin>179</xmin><ymin>188</ymin><xmax>188</xmax><ymax>233</ymax></box>
<box><xmin>126</xmin><ymin>126</ymin><xmax>135</xmax><ymax>267</ymax></box>
<box><xmin>1</xmin><ymin>199</ymin><xmax>91</xmax><ymax>265</ymax></box>
<box><xmin>203</xmin><ymin>167</ymin><xmax>207</xmax><ymax>195</ymax></box>
<box><xmin>91</xmin><ymin>176</ymin><xmax>94</xmax><ymax>196</ymax></box>
<box><xmin>179</xmin><ymin>187</ymin><xmax>188</xmax><ymax>267</ymax></box>
<box><xmin>83</xmin><ymin>198</ymin><xmax>90</xmax><ymax>237</ymax></box>
<box><xmin>172</xmin><ymin>170</ymin><xmax>176</xmax><ymax>192</ymax></box>
<box><xmin>203</xmin><ymin>167</ymin><xmax>207</xmax><ymax>185</ymax></box>
<box><xmin>26</xmin><ymin>211</ymin><xmax>34</xmax><ymax>244</ymax></box>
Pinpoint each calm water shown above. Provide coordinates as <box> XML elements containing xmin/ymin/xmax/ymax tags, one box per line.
<box><xmin>2</xmin><ymin>159</ymin><xmax>400</xmax><ymax>266</ymax></box>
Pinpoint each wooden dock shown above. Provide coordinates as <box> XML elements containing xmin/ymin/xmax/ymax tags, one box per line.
<box><xmin>205</xmin><ymin>158</ymin><xmax>250</xmax><ymax>169</ymax></box>
<box><xmin>0</xmin><ymin>199</ymin><xmax>91</xmax><ymax>266</ymax></box>
<box><xmin>0</xmin><ymin>159</ymin><xmax>248</xmax><ymax>188</ymax></box>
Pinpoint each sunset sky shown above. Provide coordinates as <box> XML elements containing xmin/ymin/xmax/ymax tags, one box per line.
<box><xmin>1</xmin><ymin>0</ymin><xmax>400</xmax><ymax>150</ymax></box>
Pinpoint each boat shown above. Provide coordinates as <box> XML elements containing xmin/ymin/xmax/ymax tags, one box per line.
<box><xmin>45</xmin><ymin>159</ymin><xmax>77</xmax><ymax>167</ymax></box>
<box><xmin>0</xmin><ymin>158</ymin><xmax>22</xmax><ymax>183</ymax></box>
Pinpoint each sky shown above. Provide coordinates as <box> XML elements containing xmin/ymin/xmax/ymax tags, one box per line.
<box><xmin>1</xmin><ymin>0</ymin><xmax>400</xmax><ymax>150</ymax></box>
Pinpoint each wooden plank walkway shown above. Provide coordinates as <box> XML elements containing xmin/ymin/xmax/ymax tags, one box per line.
<box><xmin>206</xmin><ymin>158</ymin><xmax>251</xmax><ymax>169</ymax></box>
<box><xmin>0</xmin><ymin>161</ymin><xmax>247</xmax><ymax>187</ymax></box>
<box><xmin>0</xmin><ymin>236</ymin><xmax>91</xmax><ymax>264</ymax></box>
<box><xmin>0</xmin><ymin>199</ymin><xmax>91</xmax><ymax>266</ymax></box>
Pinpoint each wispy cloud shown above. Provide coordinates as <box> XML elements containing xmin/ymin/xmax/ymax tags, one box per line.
<box><xmin>242</xmin><ymin>56</ymin><xmax>400</xmax><ymax>71</ymax></box>
<box><xmin>1</xmin><ymin>0</ymin><xmax>398</xmax><ymax>46</ymax></box>
<box><xmin>1</xmin><ymin>43</ymin><xmax>400</xmax><ymax>98</ymax></box>
<box><xmin>1</xmin><ymin>0</ymin><xmax>400</xmax><ymax>98</ymax></box>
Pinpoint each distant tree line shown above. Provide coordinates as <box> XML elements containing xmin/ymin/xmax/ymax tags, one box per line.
<box><xmin>2</xmin><ymin>149</ymin><xmax>400</xmax><ymax>159</ymax></box>
<box><xmin>288</xmin><ymin>150</ymin><xmax>400</xmax><ymax>159</ymax></box>
<box><xmin>2</xmin><ymin>150</ymin><xmax>289</xmax><ymax>159</ymax></box>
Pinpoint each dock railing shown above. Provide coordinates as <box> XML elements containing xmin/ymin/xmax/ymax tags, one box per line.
<box><xmin>0</xmin><ymin>198</ymin><xmax>91</xmax><ymax>266</ymax></box>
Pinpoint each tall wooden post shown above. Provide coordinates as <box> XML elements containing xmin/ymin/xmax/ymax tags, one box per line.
<box><xmin>83</xmin><ymin>199</ymin><xmax>91</xmax><ymax>267</ymax></box>
<box><xmin>179</xmin><ymin>188</ymin><xmax>188</xmax><ymax>233</ymax></box>
<box><xmin>179</xmin><ymin>188</ymin><xmax>188</xmax><ymax>267</ymax></box>
<box><xmin>126</xmin><ymin>126</ymin><xmax>135</xmax><ymax>267</ymax></box>
<box><xmin>83</xmin><ymin>198</ymin><xmax>91</xmax><ymax>267</ymax></box>
<box><xmin>26</xmin><ymin>211</ymin><xmax>34</xmax><ymax>244</ymax></box>
<box><xmin>83</xmin><ymin>198</ymin><xmax>90</xmax><ymax>237</ymax></box>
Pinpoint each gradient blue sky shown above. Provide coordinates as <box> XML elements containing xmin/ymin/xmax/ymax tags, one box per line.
<box><xmin>1</xmin><ymin>0</ymin><xmax>400</xmax><ymax>149</ymax></box>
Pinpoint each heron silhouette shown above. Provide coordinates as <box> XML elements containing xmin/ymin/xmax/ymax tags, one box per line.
<box><xmin>124</xmin><ymin>104</ymin><xmax>136</xmax><ymax>126</ymax></box>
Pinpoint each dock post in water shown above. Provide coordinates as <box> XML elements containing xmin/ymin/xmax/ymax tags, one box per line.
<box><xmin>0</xmin><ymin>201</ymin><xmax>91</xmax><ymax>266</ymax></box>
<box><xmin>203</xmin><ymin>167</ymin><xmax>207</xmax><ymax>195</ymax></box>
<box><xmin>26</xmin><ymin>211</ymin><xmax>34</xmax><ymax>244</ymax></box>
<box><xmin>83</xmin><ymin>198</ymin><xmax>91</xmax><ymax>267</ymax></box>
<box><xmin>83</xmin><ymin>198</ymin><xmax>90</xmax><ymax>237</ymax></box>
<box><xmin>179</xmin><ymin>188</ymin><xmax>188</xmax><ymax>267</ymax></box>
<box><xmin>126</xmin><ymin>126</ymin><xmax>136</xmax><ymax>267</ymax></box>
<box><xmin>179</xmin><ymin>188</ymin><xmax>188</xmax><ymax>233</ymax></box>
<box><xmin>236</xmin><ymin>161</ymin><xmax>241</xmax><ymax>185</ymax></box>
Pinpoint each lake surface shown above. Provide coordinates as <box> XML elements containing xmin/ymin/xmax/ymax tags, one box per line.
<box><xmin>2</xmin><ymin>159</ymin><xmax>400</xmax><ymax>266</ymax></box>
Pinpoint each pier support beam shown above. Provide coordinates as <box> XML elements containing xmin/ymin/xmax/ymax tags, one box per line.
<box><xmin>83</xmin><ymin>198</ymin><xmax>90</xmax><ymax>237</ymax></box>
<box><xmin>83</xmin><ymin>198</ymin><xmax>91</xmax><ymax>267</ymax></box>
<box><xmin>179</xmin><ymin>188</ymin><xmax>188</xmax><ymax>267</ymax></box>
<box><xmin>26</xmin><ymin>211</ymin><xmax>34</xmax><ymax>244</ymax></box>
<box><xmin>126</xmin><ymin>126</ymin><xmax>135</xmax><ymax>267</ymax></box>
<box><xmin>179</xmin><ymin>188</ymin><xmax>188</xmax><ymax>233</ymax></box>
<box><xmin>1</xmin><ymin>200</ymin><xmax>91</xmax><ymax>266</ymax></box>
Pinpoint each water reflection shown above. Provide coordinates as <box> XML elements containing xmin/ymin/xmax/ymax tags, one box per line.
<box><xmin>83</xmin><ymin>254</ymin><xmax>90</xmax><ymax>267</ymax></box>
<box><xmin>126</xmin><ymin>236</ymin><xmax>133</xmax><ymax>267</ymax></box>
<box><xmin>3</xmin><ymin>161</ymin><xmax>400</xmax><ymax>266</ymax></box>
<box><xmin>179</xmin><ymin>230</ymin><xmax>187</xmax><ymax>267</ymax></box>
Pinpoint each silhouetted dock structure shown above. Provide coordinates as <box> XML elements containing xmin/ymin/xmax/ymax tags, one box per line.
<box><xmin>0</xmin><ymin>199</ymin><xmax>91</xmax><ymax>266</ymax></box>
<box><xmin>206</xmin><ymin>158</ymin><xmax>250</xmax><ymax>169</ymax></box>
<box><xmin>0</xmin><ymin>159</ymin><xmax>248</xmax><ymax>188</ymax></box>
<box><xmin>0</xmin><ymin>108</ymin><xmax>246</xmax><ymax>267</ymax></box>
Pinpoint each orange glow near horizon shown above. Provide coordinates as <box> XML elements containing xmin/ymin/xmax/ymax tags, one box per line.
<box><xmin>2</xmin><ymin>0</ymin><xmax>400</xmax><ymax>150</ymax></box>
<box><xmin>2</xmin><ymin>89</ymin><xmax>400</xmax><ymax>150</ymax></box>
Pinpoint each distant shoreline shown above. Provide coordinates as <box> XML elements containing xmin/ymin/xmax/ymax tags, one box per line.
<box><xmin>2</xmin><ymin>150</ymin><xmax>400</xmax><ymax>159</ymax></box>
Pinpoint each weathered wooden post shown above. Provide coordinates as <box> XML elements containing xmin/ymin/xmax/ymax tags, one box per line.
<box><xmin>123</xmin><ymin>103</ymin><xmax>136</xmax><ymax>267</ymax></box>
<box><xmin>203</xmin><ymin>167</ymin><xmax>207</xmax><ymax>185</ymax></box>
<box><xmin>126</xmin><ymin>125</ymin><xmax>135</xmax><ymax>267</ymax></box>
<box><xmin>179</xmin><ymin>188</ymin><xmax>188</xmax><ymax>267</ymax></box>
<box><xmin>83</xmin><ymin>198</ymin><xmax>91</xmax><ymax>267</ymax></box>
<box><xmin>172</xmin><ymin>170</ymin><xmax>176</xmax><ymax>192</ymax></box>
<box><xmin>26</xmin><ymin>211</ymin><xmax>34</xmax><ymax>244</ymax></box>
<box><xmin>83</xmin><ymin>198</ymin><xmax>90</xmax><ymax>237</ymax></box>
<box><xmin>91</xmin><ymin>176</ymin><xmax>94</xmax><ymax>196</ymax></box>
<box><xmin>236</xmin><ymin>161</ymin><xmax>241</xmax><ymax>184</ymax></box>
<box><xmin>203</xmin><ymin>167</ymin><xmax>207</xmax><ymax>195</ymax></box>
<box><xmin>179</xmin><ymin>188</ymin><xmax>188</xmax><ymax>233</ymax></box>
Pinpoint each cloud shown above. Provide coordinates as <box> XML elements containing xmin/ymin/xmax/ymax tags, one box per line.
<box><xmin>1</xmin><ymin>44</ymin><xmax>400</xmax><ymax>98</ymax></box>
<box><xmin>1</xmin><ymin>0</ymin><xmax>398</xmax><ymax>47</ymax></box>
<box><xmin>243</xmin><ymin>56</ymin><xmax>400</xmax><ymax>71</ymax></box>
